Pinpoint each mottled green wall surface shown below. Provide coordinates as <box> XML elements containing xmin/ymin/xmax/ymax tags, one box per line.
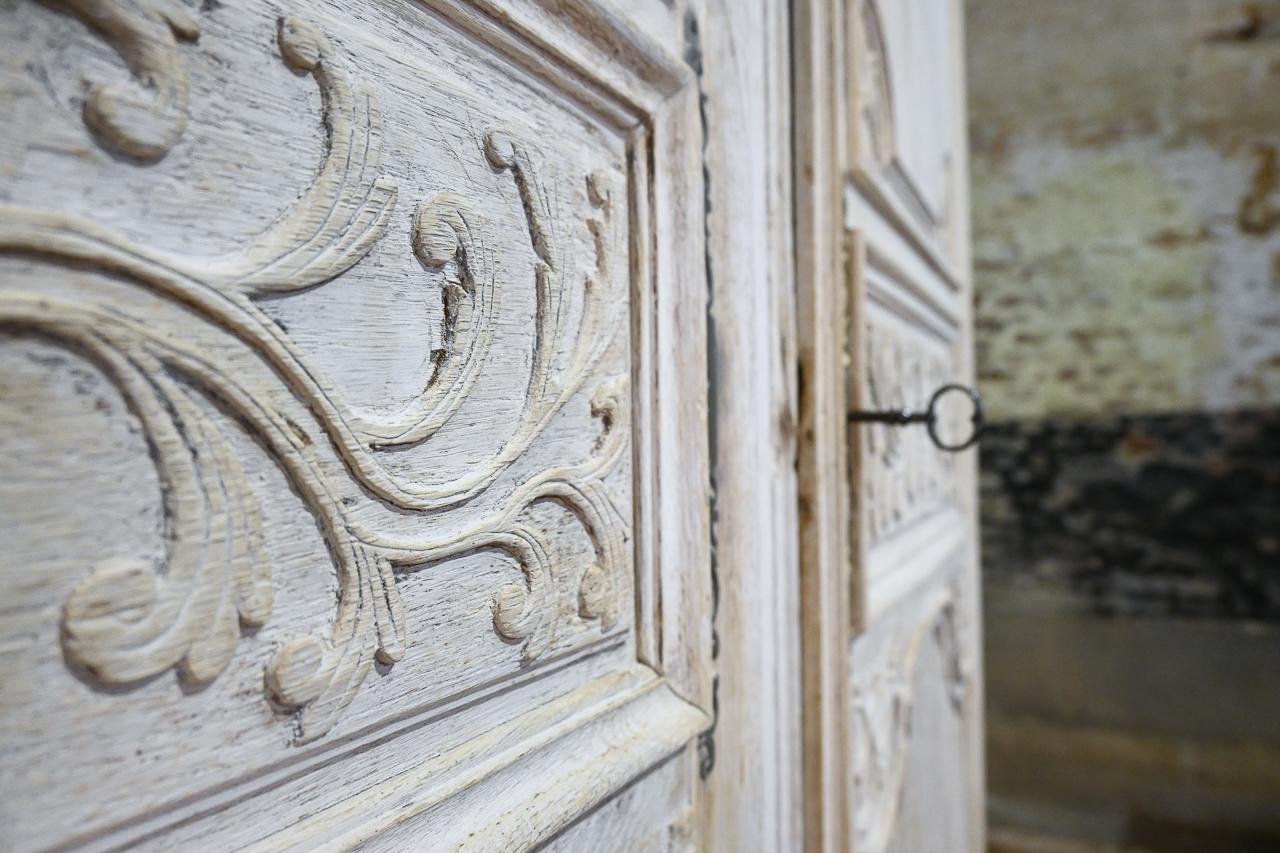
<box><xmin>968</xmin><ymin>0</ymin><xmax>1280</xmax><ymax>421</ymax></box>
<box><xmin>967</xmin><ymin>2</ymin><xmax>1280</xmax><ymax>848</ymax></box>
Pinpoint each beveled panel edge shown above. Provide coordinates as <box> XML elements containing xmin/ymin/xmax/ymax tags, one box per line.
<box><xmin>251</xmin><ymin>669</ymin><xmax>709</xmax><ymax>851</ymax></box>
<box><xmin>438</xmin><ymin>0</ymin><xmax>714</xmax><ymax>721</ymax></box>
<box><xmin>291</xmin><ymin>671</ymin><xmax>711</xmax><ymax>845</ymax></box>
<box><xmin>842</xmin><ymin>0</ymin><xmax>968</xmax><ymax>291</ymax></box>
<box><xmin>864</xmin><ymin>508</ymin><xmax>966</xmax><ymax>625</ymax></box>
<box><xmin>422</xmin><ymin>0</ymin><xmax>693</xmax><ymax>129</ymax></box>
<box><xmin>64</xmin><ymin>638</ymin><xmax>630</xmax><ymax>852</ymax></box>
<box><xmin>849</xmin><ymin>186</ymin><xmax>965</xmax><ymax>329</ymax></box>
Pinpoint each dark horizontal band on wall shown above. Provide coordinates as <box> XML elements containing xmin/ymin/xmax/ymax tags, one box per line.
<box><xmin>980</xmin><ymin>407</ymin><xmax>1280</xmax><ymax>623</ymax></box>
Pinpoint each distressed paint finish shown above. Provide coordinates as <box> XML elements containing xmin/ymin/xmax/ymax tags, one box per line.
<box><xmin>0</xmin><ymin>0</ymin><xmax>716</xmax><ymax>849</ymax></box>
<box><xmin>797</xmin><ymin>0</ymin><xmax>984</xmax><ymax>850</ymax></box>
<box><xmin>968</xmin><ymin>0</ymin><xmax>1280</xmax><ymax>421</ymax></box>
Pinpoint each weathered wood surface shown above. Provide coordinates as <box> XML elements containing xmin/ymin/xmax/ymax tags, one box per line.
<box><xmin>0</xmin><ymin>0</ymin><xmax>713</xmax><ymax>849</ymax></box>
<box><xmin>0</xmin><ymin>0</ymin><xmax>982</xmax><ymax>847</ymax></box>
<box><xmin>686</xmin><ymin>0</ymin><xmax>804</xmax><ymax>850</ymax></box>
<box><xmin>795</xmin><ymin>0</ymin><xmax>985</xmax><ymax>850</ymax></box>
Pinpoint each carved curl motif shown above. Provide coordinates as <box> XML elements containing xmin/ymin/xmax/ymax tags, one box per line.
<box><xmin>44</xmin><ymin>0</ymin><xmax>199</xmax><ymax>160</ymax></box>
<box><xmin>4</xmin><ymin>11</ymin><xmax>630</xmax><ymax>743</ymax></box>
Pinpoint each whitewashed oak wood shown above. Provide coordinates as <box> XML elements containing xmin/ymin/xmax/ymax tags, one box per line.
<box><xmin>1</xmin><ymin>0</ymin><xmax>980</xmax><ymax>848</ymax></box>
<box><xmin>795</xmin><ymin>0</ymin><xmax>985</xmax><ymax>850</ymax></box>
<box><xmin>686</xmin><ymin>0</ymin><xmax>804</xmax><ymax>850</ymax></box>
<box><xmin>0</xmin><ymin>0</ymin><xmax>714</xmax><ymax>849</ymax></box>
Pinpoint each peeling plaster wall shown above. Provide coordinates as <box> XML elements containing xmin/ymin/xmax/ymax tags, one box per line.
<box><xmin>966</xmin><ymin>1</ymin><xmax>1280</xmax><ymax>847</ymax></box>
<box><xmin>969</xmin><ymin>0</ymin><xmax>1280</xmax><ymax>420</ymax></box>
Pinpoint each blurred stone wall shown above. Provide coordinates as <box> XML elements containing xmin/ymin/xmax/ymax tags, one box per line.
<box><xmin>966</xmin><ymin>1</ymin><xmax>1280</xmax><ymax>848</ymax></box>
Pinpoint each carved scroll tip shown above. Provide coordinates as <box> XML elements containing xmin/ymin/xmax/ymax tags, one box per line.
<box><xmin>160</xmin><ymin>3</ymin><xmax>201</xmax><ymax>42</ymax></box>
<box><xmin>177</xmin><ymin>616</ymin><xmax>238</xmax><ymax>685</ymax></box>
<box><xmin>577</xmin><ymin>563</ymin><xmax>615</xmax><ymax>628</ymax></box>
<box><xmin>62</xmin><ymin>557</ymin><xmax>157</xmax><ymax>628</ymax></box>
<box><xmin>412</xmin><ymin>193</ymin><xmax>466</xmax><ymax>269</ymax></box>
<box><xmin>492</xmin><ymin>583</ymin><xmax>532</xmax><ymax>641</ymax></box>
<box><xmin>483</xmin><ymin>129</ymin><xmax>518</xmax><ymax>170</ymax></box>
<box><xmin>373</xmin><ymin>645</ymin><xmax>403</xmax><ymax>666</ymax></box>
<box><xmin>266</xmin><ymin>635</ymin><xmax>327</xmax><ymax>707</ymax></box>
<box><xmin>83</xmin><ymin>86</ymin><xmax>187</xmax><ymax>162</ymax></box>
<box><xmin>586</xmin><ymin>170</ymin><xmax>615</xmax><ymax>209</ymax></box>
<box><xmin>277</xmin><ymin>16</ymin><xmax>326</xmax><ymax>73</ymax></box>
<box><xmin>237</xmin><ymin>579</ymin><xmax>275</xmax><ymax>628</ymax></box>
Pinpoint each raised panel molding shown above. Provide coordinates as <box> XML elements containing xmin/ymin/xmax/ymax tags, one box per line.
<box><xmin>796</xmin><ymin>0</ymin><xmax>978</xmax><ymax>848</ymax></box>
<box><xmin>847</xmin><ymin>0</ymin><xmax>964</xmax><ymax>281</ymax></box>
<box><xmin>0</xmin><ymin>0</ymin><xmax>709</xmax><ymax>848</ymax></box>
<box><xmin>845</xmin><ymin>229</ymin><xmax>966</xmax><ymax>629</ymax></box>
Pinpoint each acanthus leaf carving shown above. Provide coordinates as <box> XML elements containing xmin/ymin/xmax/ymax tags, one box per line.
<box><xmin>5</xmin><ymin>9</ymin><xmax>634</xmax><ymax>743</ymax></box>
<box><xmin>55</xmin><ymin>327</ymin><xmax>272</xmax><ymax>687</ymax></box>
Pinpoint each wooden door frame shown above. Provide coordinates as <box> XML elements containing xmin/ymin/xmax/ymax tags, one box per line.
<box><xmin>686</xmin><ymin>0</ymin><xmax>806</xmax><ymax>851</ymax></box>
<box><xmin>794</xmin><ymin>0</ymin><xmax>855</xmax><ymax>847</ymax></box>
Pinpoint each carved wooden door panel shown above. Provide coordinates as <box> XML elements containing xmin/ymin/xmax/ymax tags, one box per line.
<box><xmin>796</xmin><ymin>0</ymin><xmax>984</xmax><ymax>850</ymax></box>
<box><xmin>0</xmin><ymin>1</ymin><xmax>712</xmax><ymax>850</ymax></box>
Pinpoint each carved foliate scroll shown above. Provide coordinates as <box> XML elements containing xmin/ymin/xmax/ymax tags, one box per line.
<box><xmin>3</xmin><ymin>8</ymin><xmax>632</xmax><ymax>744</ymax></box>
<box><xmin>42</xmin><ymin>0</ymin><xmax>199</xmax><ymax>160</ymax></box>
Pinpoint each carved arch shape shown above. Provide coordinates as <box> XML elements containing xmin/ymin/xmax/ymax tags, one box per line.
<box><xmin>857</xmin><ymin>0</ymin><xmax>896</xmax><ymax>167</ymax></box>
<box><xmin>851</xmin><ymin>585</ymin><xmax>972</xmax><ymax>853</ymax></box>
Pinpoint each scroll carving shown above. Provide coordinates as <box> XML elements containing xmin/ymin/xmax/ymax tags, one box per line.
<box><xmin>45</xmin><ymin>0</ymin><xmax>199</xmax><ymax>160</ymax></box>
<box><xmin>208</xmin><ymin>18</ymin><xmax>399</xmax><ymax>296</ymax></box>
<box><xmin>860</xmin><ymin>319</ymin><xmax>959</xmax><ymax>544</ymax></box>
<box><xmin>5</xmin><ymin>11</ymin><xmax>631</xmax><ymax>743</ymax></box>
<box><xmin>851</xmin><ymin>586</ymin><xmax>971</xmax><ymax>853</ymax></box>
<box><xmin>56</xmin><ymin>330</ymin><xmax>274</xmax><ymax>687</ymax></box>
<box><xmin>406</xmin><ymin>192</ymin><xmax>497</xmax><ymax>442</ymax></box>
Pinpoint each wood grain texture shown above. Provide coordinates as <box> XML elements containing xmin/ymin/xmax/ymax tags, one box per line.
<box><xmin>0</xmin><ymin>0</ymin><xmax>711</xmax><ymax>849</ymax></box>
<box><xmin>688</xmin><ymin>0</ymin><xmax>804</xmax><ymax>850</ymax></box>
<box><xmin>795</xmin><ymin>0</ymin><xmax>855</xmax><ymax>844</ymax></box>
<box><xmin>794</xmin><ymin>0</ymin><xmax>983</xmax><ymax>849</ymax></box>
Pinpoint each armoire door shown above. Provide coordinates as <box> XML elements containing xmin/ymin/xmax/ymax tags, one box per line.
<box><xmin>0</xmin><ymin>1</ymin><xmax>715</xmax><ymax>849</ymax></box>
<box><xmin>795</xmin><ymin>0</ymin><xmax>985</xmax><ymax>851</ymax></box>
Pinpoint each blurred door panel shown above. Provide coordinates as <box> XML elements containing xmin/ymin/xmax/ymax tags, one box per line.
<box><xmin>795</xmin><ymin>0</ymin><xmax>985</xmax><ymax>849</ymax></box>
